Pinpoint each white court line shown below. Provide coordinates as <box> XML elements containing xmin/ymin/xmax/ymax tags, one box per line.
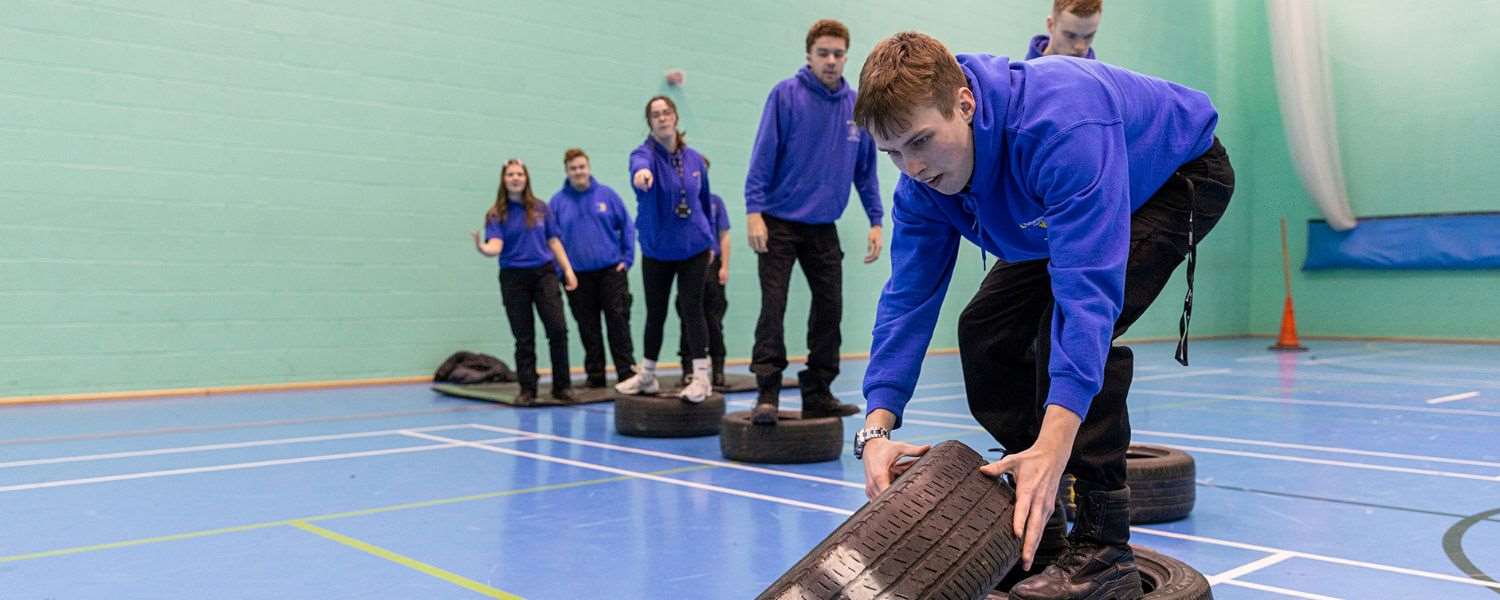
<box><xmin>1207</xmin><ymin>551</ymin><xmax>1295</xmax><ymax>585</ymax></box>
<box><xmin>1132</xmin><ymin>526</ymin><xmax>1500</xmax><ymax>591</ymax></box>
<box><xmin>834</xmin><ymin>382</ymin><xmax>960</xmax><ymax>396</ymax></box>
<box><xmin>1206</xmin><ymin>369</ymin><xmax>1500</xmax><ymax>391</ymax></box>
<box><xmin>1234</xmin><ymin>347</ymin><xmax>1441</xmax><ymax>364</ymax></box>
<box><xmin>1133</xmin><ymin>368</ymin><xmax>1233</xmax><ymax>382</ymax></box>
<box><xmin>1427</xmin><ymin>391</ymin><xmax>1481</xmax><ymax>405</ymax></box>
<box><xmin>464</xmin><ymin>423</ymin><xmax>862</xmax><ymax>490</ymax></box>
<box><xmin>894</xmin><ymin>410</ymin><xmax>1500</xmax><ymax>481</ymax></box>
<box><xmin>0</xmin><ymin>435</ymin><xmax>532</xmax><ymax>493</ymax></box>
<box><xmin>904</xmin><ymin>393</ymin><xmax>968</xmax><ymax>405</ymax></box>
<box><xmin>399</xmin><ymin>431</ymin><xmax>852</xmax><ymax>515</ymax></box>
<box><xmin>1220</xmin><ymin>580</ymin><xmax>1343</xmax><ymax>600</ymax></box>
<box><xmin>454</xmin><ymin>424</ymin><xmax>1498</xmax><ymax>593</ymax></box>
<box><xmin>733</xmin><ymin>397</ymin><xmax>1500</xmax><ymax>470</ymax></box>
<box><xmin>1160</xmin><ymin>443</ymin><xmax>1500</xmax><ymax>482</ymax></box>
<box><xmin>0</xmin><ymin>424</ymin><xmax>477</xmax><ymax>469</ymax></box>
<box><xmin>1132</xmin><ymin>388</ymin><xmax>1500</xmax><ymax>418</ymax></box>
<box><xmin>1131</xmin><ymin>429</ymin><xmax>1500</xmax><ymax>469</ymax></box>
<box><xmin>726</xmin><ymin>402</ymin><xmax>1500</xmax><ymax>480</ymax></box>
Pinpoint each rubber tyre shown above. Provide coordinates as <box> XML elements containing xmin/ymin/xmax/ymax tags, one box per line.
<box><xmin>1134</xmin><ymin>545</ymin><xmax>1213</xmax><ymax>599</ymax></box>
<box><xmin>612</xmin><ymin>392</ymin><xmax>725</xmax><ymax>438</ymax></box>
<box><xmin>1054</xmin><ymin>445</ymin><xmax>1195</xmax><ymax>524</ymax></box>
<box><xmin>720</xmin><ymin>410</ymin><xmax>843</xmax><ymax>464</ymax></box>
<box><xmin>758</xmin><ymin>441</ymin><xmax>1022</xmax><ymax>600</ymax></box>
<box><xmin>1125</xmin><ymin>445</ymin><xmax>1196</xmax><ymax>524</ymax></box>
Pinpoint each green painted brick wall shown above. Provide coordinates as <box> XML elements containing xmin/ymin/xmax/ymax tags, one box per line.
<box><xmin>4</xmin><ymin>1</ymin><xmax>1255</xmax><ymax>397</ymax></box>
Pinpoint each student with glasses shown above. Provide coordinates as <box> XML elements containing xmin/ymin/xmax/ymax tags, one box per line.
<box><xmin>614</xmin><ymin>96</ymin><xmax>717</xmax><ymax>403</ymax></box>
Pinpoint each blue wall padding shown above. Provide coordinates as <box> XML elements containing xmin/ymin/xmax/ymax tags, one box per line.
<box><xmin>1304</xmin><ymin>212</ymin><xmax>1500</xmax><ymax>270</ymax></box>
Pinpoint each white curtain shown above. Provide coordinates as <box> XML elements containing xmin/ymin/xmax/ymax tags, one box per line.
<box><xmin>1266</xmin><ymin>0</ymin><xmax>1358</xmax><ymax>231</ymax></box>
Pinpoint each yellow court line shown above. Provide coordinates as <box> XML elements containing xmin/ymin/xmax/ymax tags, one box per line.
<box><xmin>0</xmin><ymin>465</ymin><xmax>713</xmax><ymax>564</ymax></box>
<box><xmin>290</xmin><ymin>520</ymin><xmax>523</xmax><ymax>600</ymax></box>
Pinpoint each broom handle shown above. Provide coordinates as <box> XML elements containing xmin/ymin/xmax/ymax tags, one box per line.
<box><xmin>1279</xmin><ymin>217</ymin><xmax>1294</xmax><ymax>297</ymax></box>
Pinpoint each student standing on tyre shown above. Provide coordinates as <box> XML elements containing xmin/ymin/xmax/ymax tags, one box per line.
<box><xmin>851</xmin><ymin>32</ymin><xmax>1234</xmax><ymax>600</ymax></box>
<box><xmin>744</xmin><ymin>18</ymin><xmax>884</xmax><ymax>426</ymax></box>
<box><xmin>613</xmin><ymin>96</ymin><xmax>717</xmax><ymax>404</ymax></box>
<box><xmin>676</xmin><ymin>191</ymin><xmax>731</xmax><ymax>388</ymax></box>
<box><xmin>1025</xmin><ymin>0</ymin><xmax>1102</xmax><ymax>60</ymax></box>
<box><xmin>548</xmin><ymin>148</ymin><xmax>638</xmax><ymax>389</ymax></box>
<box><xmin>472</xmin><ymin>159</ymin><xmax>582</xmax><ymax>404</ymax></box>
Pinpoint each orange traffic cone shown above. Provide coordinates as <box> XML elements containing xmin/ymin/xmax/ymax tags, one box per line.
<box><xmin>1269</xmin><ymin>295</ymin><xmax>1307</xmax><ymax>351</ymax></box>
<box><xmin>1269</xmin><ymin>217</ymin><xmax>1308</xmax><ymax>352</ymax></box>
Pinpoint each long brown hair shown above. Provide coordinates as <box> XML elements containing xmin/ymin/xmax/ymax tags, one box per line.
<box><xmin>644</xmin><ymin>95</ymin><xmax>687</xmax><ymax>152</ymax></box>
<box><xmin>487</xmin><ymin>159</ymin><xmax>545</xmax><ymax>227</ymax></box>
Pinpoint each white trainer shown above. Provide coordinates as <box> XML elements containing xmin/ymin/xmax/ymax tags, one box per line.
<box><xmin>678</xmin><ymin>374</ymin><xmax>711</xmax><ymax>404</ymax></box>
<box><xmin>614</xmin><ymin>371</ymin><xmax>658</xmax><ymax>395</ymax></box>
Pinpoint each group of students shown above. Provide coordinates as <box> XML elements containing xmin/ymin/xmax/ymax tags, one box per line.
<box><xmin>478</xmin><ymin>1</ymin><xmax>1240</xmax><ymax>598</ymax></box>
<box><xmin>474</xmin><ymin>19</ymin><xmax>884</xmax><ymax>412</ymax></box>
<box><xmin>470</xmin><ymin>132</ymin><xmax>730</xmax><ymax>405</ymax></box>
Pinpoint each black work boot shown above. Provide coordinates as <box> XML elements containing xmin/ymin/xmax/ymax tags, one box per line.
<box><xmin>514</xmin><ymin>387</ymin><xmax>538</xmax><ymax>406</ymax></box>
<box><xmin>710</xmin><ymin>358</ymin><xmax>727</xmax><ymax>388</ymax></box>
<box><xmin>995</xmin><ymin>499</ymin><xmax>1071</xmax><ymax>592</ymax></box>
<box><xmin>798</xmin><ymin>370</ymin><xmax>859</xmax><ymax>418</ymax></box>
<box><xmin>751</xmin><ymin>372</ymin><xmax>782</xmax><ymax>425</ymax></box>
<box><xmin>585</xmin><ymin>374</ymin><xmax>608</xmax><ymax>389</ymax></box>
<box><xmin>1010</xmin><ymin>486</ymin><xmax>1141</xmax><ymax>600</ymax></box>
<box><xmin>550</xmin><ymin>386</ymin><xmax>574</xmax><ymax>403</ymax></box>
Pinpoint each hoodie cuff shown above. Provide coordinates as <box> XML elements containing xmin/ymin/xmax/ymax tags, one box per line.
<box><xmin>863</xmin><ymin>384</ymin><xmax>909</xmax><ymax>429</ymax></box>
<box><xmin>1042</xmin><ymin>373</ymin><xmax>1095</xmax><ymax>421</ymax></box>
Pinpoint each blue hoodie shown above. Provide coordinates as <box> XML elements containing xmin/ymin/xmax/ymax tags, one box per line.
<box><xmin>709</xmin><ymin>193</ymin><xmax>731</xmax><ymax>255</ymax></box>
<box><xmin>863</xmin><ymin>54</ymin><xmax>1218</xmax><ymax>426</ymax></box>
<box><xmin>711</xmin><ymin>193</ymin><xmax>731</xmax><ymax>233</ymax></box>
<box><xmin>484</xmin><ymin>201</ymin><xmax>561</xmax><ymax>270</ymax></box>
<box><xmin>548</xmin><ymin>177</ymin><xmax>635</xmax><ymax>273</ymax></box>
<box><xmin>744</xmin><ymin>66</ymin><xmax>883</xmax><ymax>226</ymax></box>
<box><xmin>1026</xmin><ymin>33</ymin><xmax>1097</xmax><ymax>60</ymax></box>
<box><xmin>629</xmin><ymin>137</ymin><xmax>716</xmax><ymax>261</ymax></box>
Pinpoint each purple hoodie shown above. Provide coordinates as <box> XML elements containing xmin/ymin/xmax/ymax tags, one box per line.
<box><xmin>1026</xmin><ymin>33</ymin><xmax>1097</xmax><ymax>60</ymax></box>
<box><xmin>744</xmin><ymin>66</ymin><xmax>882</xmax><ymax>226</ymax></box>
<box><xmin>863</xmin><ymin>54</ymin><xmax>1217</xmax><ymax>426</ymax></box>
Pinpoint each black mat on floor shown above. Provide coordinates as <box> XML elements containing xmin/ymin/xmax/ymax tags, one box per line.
<box><xmin>431</xmin><ymin>382</ymin><xmax>618</xmax><ymax>406</ymax></box>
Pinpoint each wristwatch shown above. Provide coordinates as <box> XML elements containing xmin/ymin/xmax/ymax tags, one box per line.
<box><xmin>853</xmin><ymin>427</ymin><xmax>891</xmax><ymax>460</ymax></box>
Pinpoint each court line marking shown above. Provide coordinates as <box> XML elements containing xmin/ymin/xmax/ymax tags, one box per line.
<box><xmin>1132</xmin><ymin>526</ymin><xmax>1500</xmax><ymax>591</ymax></box>
<box><xmin>464</xmin><ymin>426</ymin><xmax>1499</xmax><ymax>593</ymax></box>
<box><xmin>0</xmin><ymin>424</ymin><xmax>477</xmax><ymax>469</ymax></box>
<box><xmin>399</xmin><ymin>431</ymin><xmax>852</xmax><ymax>516</ymax></box>
<box><xmin>887</xmin><ymin>410</ymin><xmax>1500</xmax><ymax>481</ymax></box>
<box><xmin>464</xmin><ymin>423</ymin><xmax>863</xmax><ymax>490</ymax></box>
<box><xmin>1131</xmin><ymin>388</ymin><xmax>1500</xmax><ymax>418</ymax></box>
<box><xmin>1133</xmin><ymin>368</ymin><xmax>1234</xmax><ymax>381</ymax></box>
<box><xmin>1234</xmin><ymin>347</ymin><xmax>1444</xmax><ymax>364</ymax></box>
<box><xmin>0</xmin><ymin>405</ymin><xmax>498</xmax><ymax>447</ymax></box>
<box><xmin>1219</xmin><ymin>579</ymin><xmax>1342</xmax><ymax>600</ymax></box>
<box><xmin>0</xmin><ymin>435</ymin><xmax>532</xmax><ymax>493</ymax></box>
<box><xmin>833</xmin><ymin>381</ymin><xmax>965</xmax><ymax>396</ymax></box>
<box><xmin>738</xmin><ymin>399</ymin><xmax>1500</xmax><ymax>471</ymax></box>
<box><xmin>1207</xmin><ymin>551</ymin><xmax>1295</xmax><ymax>585</ymax></box>
<box><xmin>1427</xmin><ymin>391</ymin><xmax>1481</xmax><ymax>405</ymax></box>
<box><xmin>1201</xmin><ymin>369</ymin><xmax>1500</xmax><ymax>390</ymax></box>
<box><xmin>0</xmin><ymin>463</ymin><xmax>712</xmax><ymax>564</ymax></box>
<box><xmin>290</xmin><ymin>520</ymin><xmax>523</xmax><ymax>599</ymax></box>
<box><xmin>1129</xmin><ymin>429</ymin><xmax>1500</xmax><ymax>469</ymax></box>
